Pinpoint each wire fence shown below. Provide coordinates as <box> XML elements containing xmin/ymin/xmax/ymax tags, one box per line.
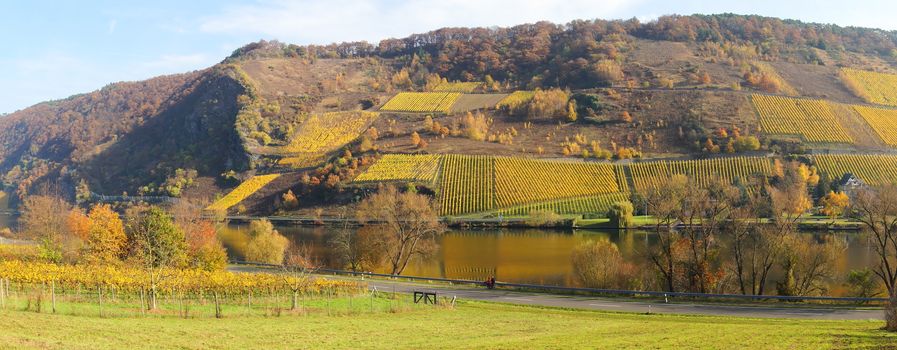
<box><xmin>0</xmin><ymin>278</ymin><xmax>443</xmax><ymax>319</ymax></box>
<box><xmin>230</xmin><ymin>261</ymin><xmax>889</xmax><ymax>305</ymax></box>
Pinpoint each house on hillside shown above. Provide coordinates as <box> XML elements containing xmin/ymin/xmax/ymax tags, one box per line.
<box><xmin>839</xmin><ymin>173</ymin><xmax>866</xmax><ymax>199</ymax></box>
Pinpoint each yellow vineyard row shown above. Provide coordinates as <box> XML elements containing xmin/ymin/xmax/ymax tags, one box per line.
<box><xmin>353</xmin><ymin>154</ymin><xmax>442</xmax><ymax>184</ymax></box>
<box><xmin>380</xmin><ymin>92</ymin><xmax>461</xmax><ymax>113</ymax></box>
<box><xmin>813</xmin><ymin>154</ymin><xmax>897</xmax><ymax>186</ymax></box>
<box><xmin>630</xmin><ymin>156</ymin><xmax>773</xmax><ymax>193</ymax></box>
<box><xmin>751</xmin><ymin>94</ymin><xmax>853</xmax><ymax>143</ymax></box>
<box><xmin>206</xmin><ymin>174</ymin><xmax>281</xmax><ymax>211</ymax></box>
<box><xmin>840</xmin><ymin>68</ymin><xmax>897</xmax><ymax>107</ymax></box>
<box><xmin>433</xmin><ymin>82</ymin><xmax>483</xmax><ymax>93</ymax></box>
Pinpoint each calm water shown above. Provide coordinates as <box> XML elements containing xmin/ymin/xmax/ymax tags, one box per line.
<box><xmin>0</xmin><ymin>214</ymin><xmax>878</xmax><ymax>296</ymax></box>
<box><xmin>219</xmin><ymin>223</ymin><xmax>879</xmax><ymax>296</ymax></box>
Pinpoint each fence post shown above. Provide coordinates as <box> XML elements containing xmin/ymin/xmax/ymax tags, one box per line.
<box><xmin>0</xmin><ymin>278</ymin><xmax>5</xmax><ymax>309</ymax></box>
<box><xmin>51</xmin><ymin>280</ymin><xmax>56</xmax><ymax>313</ymax></box>
<box><xmin>140</xmin><ymin>288</ymin><xmax>146</xmax><ymax>316</ymax></box>
<box><xmin>214</xmin><ymin>291</ymin><xmax>222</xmax><ymax>319</ymax></box>
<box><xmin>98</xmin><ymin>286</ymin><xmax>103</xmax><ymax>318</ymax></box>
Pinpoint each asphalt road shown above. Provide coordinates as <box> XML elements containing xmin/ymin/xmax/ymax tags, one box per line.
<box><xmin>357</xmin><ymin>278</ymin><xmax>883</xmax><ymax>321</ymax></box>
<box><xmin>227</xmin><ymin>266</ymin><xmax>883</xmax><ymax>320</ymax></box>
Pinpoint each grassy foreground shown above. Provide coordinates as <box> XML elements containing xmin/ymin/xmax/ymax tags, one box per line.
<box><xmin>1</xmin><ymin>300</ymin><xmax>895</xmax><ymax>349</ymax></box>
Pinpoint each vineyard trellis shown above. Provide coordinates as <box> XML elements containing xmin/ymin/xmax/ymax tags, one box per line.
<box><xmin>493</xmin><ymin>157</ymin><xmax>621</xmax><ymax>208</ymax></box>
<box><xmin>353</xmin><ymin>154</ymin><xmax>443</xmax><ymax>185</ymax></box>
<box><xmin>432</xmin><ymin>82</ymin><xmax>483</xmax><ymax>93</ymax></box>
<box><xmin>206</xmin><ymin>174</ymin><xmax>281</xmax><ymax>212</ymax></box>
<box><xmin>751</xmin><ymin>94</ymin><xmax>853</xmax><ymax>144</ymax></box>
<box><xmin>813</xmin><ymin>154</ymin><xmax>897</xmax><ymax>186</ymax></box>
<box><xmin>852</xmin><ymin>105</ymin><xmax>897</xmax><ymax>146</ymax></box>
<box><xmin>380</xmin><ymin>92</ymin><xmax>462</xmax><ymax>113</ymax></box>
<box><xmin>629</xmin><ymin>156</ymin><xmax>774</xmax><ymax>193</ymax></box>
<box><xmin>439</xmin><ymin>155</ymin><xmax>495</xmax><ymax>216</ymax></box>
<box><xmin>840</xmin><ymin>68</ymin><xmax>897</xmax><ymax>106</ymax></box>
<box><xmin>496</xmin><ymin>193</ymin><xmax>630</xmax><ymax>216</ymax></box>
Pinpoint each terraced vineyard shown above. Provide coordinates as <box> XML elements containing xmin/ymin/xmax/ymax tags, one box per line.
<box><xmin>496</xmin><ymin>91</ymin><xmax>535</xmax><ymax>109</ymax></box>
<box><xmin>433</xmin><ymin>82</ymin><xmax>482</xmax><ymax>93</ymax></box>
<box><xmin>450</xmin><ymin>94</ymin><xmax>510</xmax><ymax>113</ymax></box>
<box><xmin>262</xmin><ymin>111</ymin><xmax>378</xmax><ymax>167</ymax></box>
<box><xmin>494</xmin><ymin>157</ymin><xmax>621</xmax><ymax>208</ymax></box>
<box><xmin>840</xmin><ymin>68</ymin><xmax>897</xmax><ymax>106</ymax></box>
<box><xmin>353</xmin><ymin>154</ymin><xmax>442</xmax><ymax>184</ymax></box>
<box><xmin>853</xmin><ymin>105</ymin><xmax>897</xmax><ymax>146</ymax></box>
<box><xmin>813</xmin><ymin>154</ymin><xmax>897</xmax><ymax>186</ymax></box>
<box><xmin>439</xmin><ymin>155</ymin><xmax>495</xmax><ymax>215</ymax></box>
<box><xmin>380</xmin><ymin>92</ymin><xmax>462</xmax><ymax>113</ymax></box>
<box><xmin>206</xmin><ymin>174</ymin><xmax>281</xmax><ymax>212</ymax></box>
<box><xmin>630</xmin><ymin>156</ymin><xmax>774</xmax><ymax>193</ymax></box>
<box><xmin>751</xmin><ymin>94</ymin><xmax>853</xmax><ymax>143</ymax></box>
<box><xmin>496</xmin><ymin>193</ymin><xmax>630</xmax><ymax>216</ymax></box>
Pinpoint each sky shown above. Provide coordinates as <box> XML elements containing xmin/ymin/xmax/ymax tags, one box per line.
<box><xmin>2</xmin><ymin>0</ymin><xmax>896</xmax><ymax>114</ymax></box>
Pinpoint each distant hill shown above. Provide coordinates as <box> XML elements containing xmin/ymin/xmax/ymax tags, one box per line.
<box><xmin>4</xmin><ymin>13</ymin><xmax>897</xmax><ymax>213</ymax></box>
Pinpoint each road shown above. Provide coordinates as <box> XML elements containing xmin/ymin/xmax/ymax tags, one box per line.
<box><xmin>356</xmin><ymin>278</ymin><xmax>883</xmax><ymax>321</ymax></box>
<box><xmin>227</xmin><ymin>265</ymin><xmax>883</xmax><ymax>320</ymax></box>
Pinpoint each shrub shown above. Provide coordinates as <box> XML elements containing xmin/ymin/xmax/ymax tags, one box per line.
<box><xmin>607</xmin><ymin>201</ymin><xmax>634</xmax><ymax>228</ymax></box>
<box><xmin>245</xmin><ymin>219</ymin><xmax>289</xmax><ymax>265</ymax></box>
<box><xmin>571</xmin><ymin>239</ymin><xmax>637</xmax><ymax>289</ymax></box>
<box><xmin>525</xmin><ymin>209</ymin><xmax>562</xmax><ymax>227</ymax></box>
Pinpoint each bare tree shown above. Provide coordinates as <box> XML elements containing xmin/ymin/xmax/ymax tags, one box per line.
<box><xmin>678</xmin><ymin>179</ymin><xmax>737</xmax><ymax>293</ymax></box>
<box><xmin>282</xmin><ymin>243</ymin><xmax>320</xmax><ymax>311</ymax></box>
<box><xmin>356</xmin><ymin>184</ymin><xmax>443</xmax><ymax>275</ymax></box>
<box><xmin>851</xmin><ymin>184</ymin><xmax>897</xmax><ymax>331</ymax></box>
<box><xmin>18</xmin><ymin>193</ymin><xmax>75</xmax><ymax>262</ymax></box>
<box><xmin>644</xmin><ymin>175</ymin><xmax>688</xmax><ymax>292</ymax></box>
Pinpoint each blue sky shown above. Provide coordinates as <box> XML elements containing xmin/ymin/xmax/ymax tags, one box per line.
<box><xmin>2</xmin><ymin>0</ymin><xmax>896</xmax><ymax>114</ymax></box>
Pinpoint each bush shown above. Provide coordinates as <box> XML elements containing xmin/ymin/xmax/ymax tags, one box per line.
<box><xmin>733</xmin><ymin>136</ymin><xmax>761</xmax><ymax>152</ymax></box>
<box><xmin>525</xmin><ymin>209</ymin><xmax>562</xmax><ymax>227</ymax></box>
<box><xmin>607</xmin><ymin>201</ymin><xmax>634</xmax><ymax>228</ymax></box>
<box><xmin>244</xmin><ymin>219</ymin><xmax>289</xmax><ymax>265</ymax></box>
<box><xmin>571</xmin><ymin>239</ymin><xmax>637</xmax><ymax>289</ymax></box>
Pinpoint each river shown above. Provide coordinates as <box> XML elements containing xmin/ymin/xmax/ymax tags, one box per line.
<box><xmin>219</xmin><ymin>223</ymin><xmax>879</xmax><ymax>296</ymax></box>
<box><xmin>0</xmin><ymin>213</ymin><xmax>879</xmax><ymax>296</ymax></box>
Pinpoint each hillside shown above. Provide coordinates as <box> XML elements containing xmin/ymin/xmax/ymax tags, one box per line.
<box><xmin>4</xmin><ymin>13</ymin><xmax>897</xmax><ymax>216</ymax></box>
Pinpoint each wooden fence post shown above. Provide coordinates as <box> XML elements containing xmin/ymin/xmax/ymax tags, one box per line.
<box><xmin>51</xmin><ymin>280</ymin><xmax>56</xmax><ymax>314</ymax></box>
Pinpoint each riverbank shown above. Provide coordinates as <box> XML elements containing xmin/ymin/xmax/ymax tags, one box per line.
<box><xmin>224</xmin><ymin>214</ymin><xmax>864</xmax><ymax>231</ymax></box>
<box><xmin>1</xmin><ymin>299</ymin><xmax>893</xmax><ymax>349</ymax></box>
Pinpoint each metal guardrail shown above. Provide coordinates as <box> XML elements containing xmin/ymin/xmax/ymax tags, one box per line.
<box><xmin>229</xmin><ymin>261</ymin><xmax>888</xmax><ymax>303</ymax></box>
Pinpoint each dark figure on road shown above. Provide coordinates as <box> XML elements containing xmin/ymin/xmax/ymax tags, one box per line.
<box><xmin>485</xmin><ymin>276</ymin><xmax>496</xmax><ymax>289</ymax></box>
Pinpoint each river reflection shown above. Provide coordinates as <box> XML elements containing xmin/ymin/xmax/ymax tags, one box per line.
<box><xmin>219</xmin><ymin>223</ymin><xmax>878</xmax><ymax>296</ymax></box>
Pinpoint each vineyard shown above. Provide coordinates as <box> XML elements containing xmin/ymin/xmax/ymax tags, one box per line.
<box><xmin>840</xmin><ymin>68</ymin><xmax>897</xmax><ymax>106</ymax></box>
<box><xmin>813</xmin><ymin>154</ymin><xmax>897</xmax><ymax>186</ymax></box>
<box><xmin>852</xmin><ymin>105</ymin><xmax>897</xmax><ymax>146</ymax></box>
<box><xmin>751</xmin><ymin>94</ymin><xmax>853</xmax><ymax>143</ymax></box>
<box><xmin>271</xmin><ymin>111</ymin><xmax>379</xmax><ymax>167</ymax></box>
<box><xmin>439</xmin><ymin>155</ymin><xmax>495</xmax><ymax>215</ymax></box>
<box><xmin>496</xmin><ymin>193</ymin><xmax>630</xmax><ymax>216</ymax></box>
<box><xmin>450</xmin><ymin>94</ymin><xmax>510</xmax><ymax>113</ymax></box>
<box><xmin>206</xmin><ymin>174</ymin><xmax>281</xmax><ymax>212</ymax></box>
<box><xmin>496</xmin><ymin>91</ymin><xmax>535</xmax><ymax>109</ymax></box>
<box><xmin>494</xmin><ymin>157</ymin><xmax>621</xmax><ymax>208</ymax></box>
<box><xmin>630</xmin><ymin>156</ymin><xmax>773</xmax><ymax>193</ymax></box>
<box><xmin>432</xmin><ymin>82</ymin><xmax>482</xmax><ymax>93</ymax></box>
<box><xmin>0</xmin><ymin>261</ymin><xmax>358</xmax><ymax>295</ymax></box>
<box><xmin>380</xmin><ymin>92</ymin><xmax>462</xmax><ymax>113</ymax></box>
<box><xmin>353</xmin><ymin>154</ymin><xmax>442</xmax><ymax>184</ymax></box>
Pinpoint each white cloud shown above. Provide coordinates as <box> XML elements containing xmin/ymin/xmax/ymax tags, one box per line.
<box><xmin>108</xmin><ymin>19</ymin><xmax>118</xmax><ymax>34</ymax></box>
<box><xmin>200</xmin><ymin>0</ymin><xmax>644</xmax><ymax>44</ymax></box>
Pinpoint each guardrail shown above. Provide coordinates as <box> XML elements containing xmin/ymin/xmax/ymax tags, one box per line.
<box><xmin>229</xmin><ymin>261</ymin><xmax>888</xmax><ymax>304</ymax></box>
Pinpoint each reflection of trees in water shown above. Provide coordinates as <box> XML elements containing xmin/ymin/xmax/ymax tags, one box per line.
<box><xmin>222</xmin><ymin>223</ymin><xmax>876</xmax><ymax>294</ymax></box>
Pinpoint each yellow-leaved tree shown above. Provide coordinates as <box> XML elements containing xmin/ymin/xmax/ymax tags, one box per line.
<box><xmin>82</xmin><ymin>204</ymin><xmax>127</xmax><ymax>265</ymax></box>
<box><xmin>819</xmin><ymin>191</ymin><xmax>850</xmax><ymax>223</ymax></box>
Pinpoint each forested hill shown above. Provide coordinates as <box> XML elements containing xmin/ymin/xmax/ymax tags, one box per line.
<box><xmin>3</xmin><ymin>13</ymin><xmax>897</xmax><ymax>209</ymax></box>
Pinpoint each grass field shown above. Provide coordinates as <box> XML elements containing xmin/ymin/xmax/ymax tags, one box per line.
<box><xmin>1</xmin><ymin>299</ymin><xmax>893</xmax><ymax>349</ymax></box>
